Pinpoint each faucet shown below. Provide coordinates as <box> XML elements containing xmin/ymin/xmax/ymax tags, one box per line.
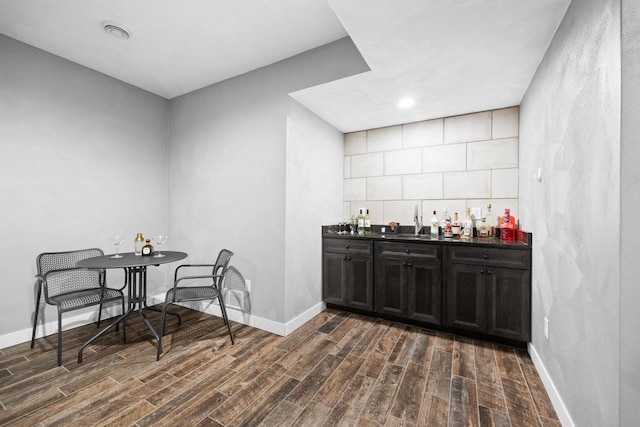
<box><xmin>414</xmin><ymin>205</ymin><xmax>423</xmax><ymax>235</ymax></box>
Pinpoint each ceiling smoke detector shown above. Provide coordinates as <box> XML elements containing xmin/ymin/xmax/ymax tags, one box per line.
<box><xmin>102</xmin><ymin>21</ymin><xmax>131</xmax><ymax>39</ymax></box>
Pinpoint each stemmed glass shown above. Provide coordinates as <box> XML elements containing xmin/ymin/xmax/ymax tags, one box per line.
<box><xmin>108</xmin><ymin>235</ymin><xmax>125</xmax><ymax>258</ymax></box>
<box><xmin>153</xmin><ymin>235</ymin><xmax>167</xmax><ymax>258</ymax></box>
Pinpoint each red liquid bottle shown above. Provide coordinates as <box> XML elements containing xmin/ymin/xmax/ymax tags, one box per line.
<box><xmin>500</xmin><ymin>208</ymin><xmax>516</xmax><ymax>241</ymax></box>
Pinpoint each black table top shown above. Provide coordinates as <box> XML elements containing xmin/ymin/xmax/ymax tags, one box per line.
<box><xmin>76</xmin><ymin>251</ymin><xmax>188</xmax><ymax>269</ymax></box>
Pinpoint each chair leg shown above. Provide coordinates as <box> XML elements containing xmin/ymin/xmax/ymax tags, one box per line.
<box><xmin>97</xmin><ymin>302</ymin><xmax>103</xmax><ymax>328</ymax></box>
<box><xmin>57</xmin><ymin>311</ymin><xmax>63</xmax><ymax>366</ymax></box>
<box><xmin>157</xmin><ymin>302</ymin><xmax>169</xmax><ymax>361</ymax></box>
<box><xmin>121</xmin><ymin>298</ymin><xmax>127</xmax><ymax>343</ymax></box>
<box><xmin>31</xmin><ymin>283</ymin><xmax>42</xmax><ymax>348</ymax></box>
<box><xmin>218</xmin><ymin>296</ymin><xmax>234</xmax><ymax>345</ymax></box>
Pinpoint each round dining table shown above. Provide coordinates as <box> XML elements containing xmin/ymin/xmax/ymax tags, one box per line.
<box><xmin>76</xmin><ymin>251</ymin><xmax>187</xmax><ymax>363</ymax></box>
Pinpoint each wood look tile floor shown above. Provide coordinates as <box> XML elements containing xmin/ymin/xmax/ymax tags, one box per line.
<box><xmin>0</xmin><ymin>307</ymin><xmax>560</xmax><ymax>426</ymax></box>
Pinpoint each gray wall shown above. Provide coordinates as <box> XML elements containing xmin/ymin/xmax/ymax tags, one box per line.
<box><xmin>285</xmin><ymin>100</ymin><xmax>344</xmax><ymax>322</ymax></box>
<box><xmin>0</xmin><ymin>35</ymin><xmax>170</xmax><ymax>337</ymax></box>
<box><xmin>620</xmin><ymin>0</ymin><xmax>640</xmax><ymax>424</ymax></box>
<box><xmin>167</xmin><ymin>37</ymin><xmax>368</xmax><ymax>324</ymax></box>
<box><xmin>519</xmin><ymin>0</ymin><xmax>621</xmax><ymax>425</ymax></box>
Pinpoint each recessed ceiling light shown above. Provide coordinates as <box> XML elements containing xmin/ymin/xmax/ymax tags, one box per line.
<box><xmin>102</xmin><ymin>21</ymin><xmax>131</xmax><ymax>39</ymax></box>
<box><xmin>397</xmin><ymin>97</ymin><xmax>416</xmax><ymax>109</ymax></box>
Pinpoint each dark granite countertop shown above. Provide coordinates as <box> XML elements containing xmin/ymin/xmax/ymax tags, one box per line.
<box><xmin>322</xmin><ymin>226</ymin><xmax>531</xmax><ymax>249</ymax></box>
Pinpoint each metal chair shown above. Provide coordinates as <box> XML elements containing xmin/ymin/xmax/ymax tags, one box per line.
<box><xmin>157</xmin><ymin>249</ymin><xmax>235</xmax><ymax>360</ymax></box>
<box><xmin>32</xmin><ymin>248</ymin><xmax>126</xmax><ymax>366</ymax></box>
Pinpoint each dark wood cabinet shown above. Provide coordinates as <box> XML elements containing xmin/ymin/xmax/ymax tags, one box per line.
<box><xmin>322</xmin><ymin>233</ymin><xmax>531</xmax><ymax>345</ymax></box>
<box><xmin>445</xmin><ymin>246</ymin><xmax>531</xmax><ymax>341</ymax></box>
<box><xmin>375</xmin><ymin>242</ymin><xmax>441</xmax><ymax>324</ymax></box>
<box><xmin>322</xmin><ymin>238</ymin><xmax>373</xmax><ymax>311</ymax></box>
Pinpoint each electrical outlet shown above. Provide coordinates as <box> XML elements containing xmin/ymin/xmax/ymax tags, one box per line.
<box><xmin>471</xmin><ymin>207</ymin><xmax>482</xmax><ymax>220</ymax></box>
<box><xmin>544</xmin><ymin>317</ymin><xmax>549</xmax><ymax>339</ymax></box>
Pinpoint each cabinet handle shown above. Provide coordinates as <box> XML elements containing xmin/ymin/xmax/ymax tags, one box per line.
<box><xmin>480</xmin><ymin>269</ymin><xmax>484</xmax><ymax>274</ymax></box>
<box><xmin>483</xmin><ymin>254</ymin><xmax>488</xmax><ymax>259</ymax></box>
<box><xmin>405</xmin><ymin>249</ymin><xmax>410</xmax><ymax>254</ymax></box>
<box><xmin>408</xmin><ymin>263</ymin><xmax>413</xmax><ymax>268</ymax></box>
<box><xmin>403</xmin><ymin>262</ymin><xmax>407</xmax><ymax>267</ymax></box>
<box><xmin>343</xmin><ymin>256</ymin><xmax>347</xmax><ymax>261</ymax></box>
<box><xmin>487</xmin><ymin>270</ymin><xmax>491</xmax><ymax>275</ymax></box>
<box><xmin>347</xmin><ymin>257</ymin><xmax>351</xmax><ymax>261</ymax></box>
<box><xmin>345</xmin><ymin>245</ymin><xmax>350</xmax><ymax>249</ymax></box>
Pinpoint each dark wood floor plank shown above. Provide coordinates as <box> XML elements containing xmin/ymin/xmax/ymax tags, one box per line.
<box><xmin>313</xmin><ymin>354</ymin><xmax>365</xmax><ymax>408</ymax></box>
<box><xmin>475</xmin><ymin>341</ymin><xmax>507</xmax><ymax>412</ymax></box>
<box><xmin>502</xmin><ymin>377</ymin><xmax>541</xmax><ymax>427</ymax></box>
<box><xmin>390</xmin><ymin>361</ymin><xmax>429</xmax><ymax>423</ymax></box>
<box><xmin>0</xmin><ymin>306</ymin><xmax>561</xmax><ymax>427</ymax></box>
<box><xmin>449</xmin><ymin>375</ymin><xmax>479</xmax><ymax>427</ymax></box>
<box><xmin>228</xmin><ymin>375</ymin><xmax>299</xmax><ymax>427</ymax></box>
<box><xmin>520</xmin><ymin>362</ymin><xmax>558</xmax><ymax>420</ymax></box>
<box><xmin>286</xmin><ymin>353</ymin><xmax>343</xmax><ymax>407</ymax></box>
<box><xmin>452</xmin><ymin>336</ymin><xmax>476</xmax><ymax>379</ymax></box>
<box><xmin>361</xmin><ymin>363</ymin><xmax>404</xmax><ymax>424</ymax></box>
<box><xmin>259</xmin><ymin>400</ymin><xmax>304</xmax><ymax>426</ymax></box>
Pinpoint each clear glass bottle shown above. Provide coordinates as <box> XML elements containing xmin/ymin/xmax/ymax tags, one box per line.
<box><xmin>451</xmin><ymin>212</ymin><xmax>461</xmax><ymax>238</ymax></box>
<box><xmin>440</xmin><ymin>209</ymin><xmax>451</xmax><ymax>237</ymax></box>
<box><xmin>134</xmin><ymin>232</ymin><xmax>145</xmax><ymax>256</ymax></box>
<box><xmin>364</xmin><ymin>209</ymin><xmax>371</xmax><ymax>234</ymax></box>
<box><xmin>430</xmin><ymin>210</ymin><xmax>439</xmax><ymax>239</ymax></box>
<box><xmin>443</xmin><ymin>216</ymin><xmax>453</xmax><ymax>239</ymax></box>
<box><xmin>462</xmin><ymin>208</ymin><xmax>473</xmax><ymax>240</ymax></box>
<box><xmin>357</xmin><ymin>208</ymin><xmax>365</xmax><ymax>235</ymax></box>
<box><xmin>350</xmin><ymin>215</ymin><xmax>357</xmax><ymax>235</ymax></box>
<box><xmin>485</xmin><ymin>204</ymin><xmax>496</xmax><ymax>239</ymax></box>
<box><xmin>478</xmin><ymin>217</ymin><xmax>490</xmax><ymax>238</ymax></box>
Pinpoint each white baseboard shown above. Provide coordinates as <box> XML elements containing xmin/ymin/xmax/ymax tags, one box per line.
<box><xmin>0</xmin><ymin>296</ymin><xmax>326</xmax><ymax>350</ymax></box>
<box><xmin>528</xmin><ymin>343</ymin><xmax>575</xmax><ymax>427</ymax></box>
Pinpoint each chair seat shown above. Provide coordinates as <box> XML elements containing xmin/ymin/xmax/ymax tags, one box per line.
<box><xmin>168</xmin><ymin>286</ymin><xmax>220</xmax><ymax>302</ymax></box>
<box><xmin>51</xmin><ymin>288</ymin><xmax>123</xmax><ymax>312</ymax></box>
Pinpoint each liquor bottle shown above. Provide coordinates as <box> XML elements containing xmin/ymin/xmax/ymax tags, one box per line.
<box><xmin>478</xmin><ymin>217</ymin><xmax>490</xmax><ymax>238</ymax></box>
<box><xmin>500</xmin><ymin>208</ymin><xmax>516</xmax><ymax>240</ymax></box>
<box><xmin>485</xmin><ymin>204</ymin><xmax>496</xmax><ymax>238</ymax></box>
<box><xmin>357</xmin><ymin>208</ymin><xmax>365</xmax><ymax>235</ymax></box>
<box><xmin>440</xmin><ymin>209</ymin><xmax>451</xmax><ymax>237</ymax></box>
<box><xmin>443</xmin><ymin>216</ymin><xmax>453</xmax><ymax>238</ymax></box>
<box><xmin>350</xmin><ymin>215</ymin><xmax>357</xmax><ymax>235</ymax></box>
<box><xmin>451</xmin><ymin>212</ymin><xmax>461</xmax><ymax>238</ymax></box>
<box><xmin>134</xmin><ymin>232</ymin><xmax>145</xmax><ymax>256</ymax></box>
<box><xmin>462</xmin><ymin>208</ymin><xmax>473</xmax><ymax>240</ymax></box>
<box><xmin>364</xmin><ymin>209</ymin><xmax>371</xmax><ymax>234</ymax></box>
<box><xmin>430</xmin><ymin>210</ymin><xmax>439</xmax><ymax>238</ymax></box>
<box><xmin>141</xmin><ymin>239</ymin><xmax>154</xmax><ymax>256</ymax></box>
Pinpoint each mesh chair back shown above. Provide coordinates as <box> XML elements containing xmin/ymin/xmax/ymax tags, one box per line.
<box><xmin>44</xmin><ymin>268</ymin><xmax>102</xmax><ymax>299</ymax></box>
<box><xmin>37</xmin><ymin>248</ymin><xmax>104</xmax><ymax>276</ymax></box>
<box><xmin>212</xmin><ymin>249</ymin><xmax>234</xmax><ymax>283</ymax></box>
<box><xmin>221</xmin><ymin>266</ymin><xmax>251</xmax><ymax>312</ymax></box>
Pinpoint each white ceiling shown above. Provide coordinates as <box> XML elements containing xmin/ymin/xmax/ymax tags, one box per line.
<box><xmin>0</xmin><ymin>0</ymin><xmax>570</xmax><ymax>133</ymax></box>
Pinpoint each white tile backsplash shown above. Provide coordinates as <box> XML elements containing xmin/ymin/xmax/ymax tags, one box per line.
<box><xmin>491</xmin><ymin>168</ymin><xmax>519</xmax><ymax>198</ymax></box>
<box><xmin>345</xmin><ymin>131</ymin><xmax>367</xmax><ymax>155</ymax></box>
<box><xmin>350</xmin><ymin>152</ymin><xmax>384</xmax><ymax>177</ymax></box>
<box><xmin>444</xmin><ymin>170</ymin><xmax>491</xmax><ymax>199</ymax></box>
<box><xmin>423</xmin><ymin>144</ymin><xmax>466</xmax><ymax>173</ymax></box>
<box><xmin>492</xmin><ymin>107</ymin><xmax>519</xmax><ymax>139</ymax></box>
<box><xmin>467</xmin><ymin>138</ymin><xmax>518</xmax><ymax>170</ymax></box>
<box><xmin>403</xmin><ymin>173</ymin><xmax>443</xmax><ymax>200</ymax></box>
<box><xmin>403</xmin><ymin>119</ymin><xmax>444</xmax><ymax>148</ymax></box>
<box><xmin>367</xmin><ymin>176</ymin><xmax>402</xmax><ymax>200</ymax></box>
<box><xmin>344</xmin><ymin>107</ymin><xmax>520</xmax><ymax>227</ymax></box>
<box><xmin>444</xmin><ymin>111</ymin><xmax>491</xmax><ymax>144</ymax></box>
<box><xmin>344</xmin><ymin>178</ymin><xmax>366</xmax><ymax>201</ymax></box>
<box><xmin>384</xmin><ymin>148</ymin><xmax>422</xmax><ymax>175</ymax></box>
<box><xmin>367</xmin><ymin>126</ymin><xmax>403</xmax><ymax>152</ymax></box>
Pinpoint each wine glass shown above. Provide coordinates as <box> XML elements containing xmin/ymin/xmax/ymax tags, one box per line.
<box><xmin>108</xmin><ymin>235</ymin><xmax>125</xmax><ymax>258</ymax></box>
<box><xmin>153</xmin><ymin>235</ymin><xmax>167</xmax><ymax>258</ymax></box>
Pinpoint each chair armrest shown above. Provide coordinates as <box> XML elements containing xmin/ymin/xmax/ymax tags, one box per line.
<box><xmin>174</xmin><ymin>264</ymin><xmax>216</xmax><ymax>281</ymax></box>
<box><xmin>174</xmin><ymin>273</ymin><xmax>223</xmax><ymax>285</ymax></box>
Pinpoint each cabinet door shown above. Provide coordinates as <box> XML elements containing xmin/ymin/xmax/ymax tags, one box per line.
<box><xmin>323</xmin><ymin>252</ymin><xmax>346</xmax><ymax>306</ymax></box>
<box><xmin>486</xmin><ymin>267</ymin><xmax>531</xmax><ymax>341</ymax></box>
<box><xmin>446</xmin><ymin>263</ymin><xmax>485</xmax><ymax>333</ymax></box>
<box><xmin>344</xmin><ymin>254</ymin><xmax>374</xmax><ymax>311</ymax></box>
<box><xmin>375</xmin><ymin>256</ymin><xmax>407</xmax><ymax>316</ymax></box>
<box><xmin>407</xmin><ymin>258</ymin><xmax>442</xmax><ymax>325</ymax></box>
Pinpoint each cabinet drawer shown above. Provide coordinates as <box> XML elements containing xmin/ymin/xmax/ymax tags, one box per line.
<box><xmin>324</xmin><ymin>238</ymin><xmax>373</xmax><ymax>255</ymax></box>
<box><xmin>376</xmin><ymin>241</ymin><xmax>440</xmax><ymax>260</ymax></box>
<box><xmin>447</xmin><ymin>246</ymin><xmax>530</xmax><ymax>269</ymax></box>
